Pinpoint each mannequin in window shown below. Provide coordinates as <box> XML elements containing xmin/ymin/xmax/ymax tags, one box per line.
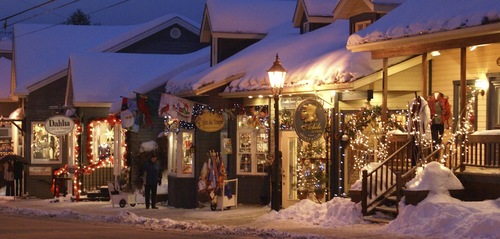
<box><xmin>427</xmin><ymin>92</ymin><xmax>451</xmax><ymax>149</ymax></box>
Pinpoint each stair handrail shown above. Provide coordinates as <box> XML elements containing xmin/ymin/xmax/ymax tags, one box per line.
<box><xmin>361</xmin><ymin>139</ymin><xmax>414</xmax><ymax>215</ymax></box>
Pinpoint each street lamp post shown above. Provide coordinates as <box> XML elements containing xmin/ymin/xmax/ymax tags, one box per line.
<box><xmin>267</xmin><ymin>54</ymin><xmax>286</xmax><ymax>211</ymax></box>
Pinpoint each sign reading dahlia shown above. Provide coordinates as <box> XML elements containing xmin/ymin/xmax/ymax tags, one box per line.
<box><xmin>44</xmin><ymin>115</ymin><xmax>75</xmax><ymax>135</ymax></box>
<box><xmin>293</xmin><ymin>98</ymin><xmax>326</xmax><ymax>142</ymax></box>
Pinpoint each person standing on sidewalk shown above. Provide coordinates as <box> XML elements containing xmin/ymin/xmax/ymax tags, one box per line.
<box><xmin>142</xmin><ymin>152</ymin><xmax>161</xmax><ymax>209</ymax></box>
<box><xmin>3</xmin><ymin>158</ymin><xmax>15</xmax><ymax>196</ymax></box>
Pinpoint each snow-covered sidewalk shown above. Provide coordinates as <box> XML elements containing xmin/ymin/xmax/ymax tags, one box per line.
<box><xmin>1</xmin><ymin>163</ymin><xmax>499</xmax><ymax>239</ymax></box>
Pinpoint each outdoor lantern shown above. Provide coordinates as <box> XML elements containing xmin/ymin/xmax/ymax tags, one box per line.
<box><xmin>267</xmin><ymin>54</ymin><xmax>287</xmax><ymax>96</ymax></box>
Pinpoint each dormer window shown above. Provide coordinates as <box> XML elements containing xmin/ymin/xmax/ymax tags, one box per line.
<box><xmin>354</xmin><ymin>20</ymin><xmax>371</xmax><ymax>33</ymax></box>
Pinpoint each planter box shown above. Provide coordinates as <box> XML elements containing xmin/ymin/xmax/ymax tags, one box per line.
<box><xmin>349</xmin><ymin>190</ymin><xmax>362</xmax><ymax>203</ymax></box>
<box><xmin>404</xmin><ymin>189</ymin><xmax>465</xmax><ymax>205</ymax></box>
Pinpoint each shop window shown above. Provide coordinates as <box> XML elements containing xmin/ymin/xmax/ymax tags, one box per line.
<box><xmin>236</xmin><ymin>106</ymin><xmax>269</xmax><ymax>175</ymax></box>
<box><xmin>31</xmin><ymin>122</ymin><xmax>61</xmax><ymax>164</ymax></box>
<box><xmin>167</xmin><ymin>130</ymin><xmax>194</xmax><ymax>177</ymax></box>
<box><xmin>87</xmin><ymin>119</ymin><xmax>125</xmax><ymax>167</ymax></box>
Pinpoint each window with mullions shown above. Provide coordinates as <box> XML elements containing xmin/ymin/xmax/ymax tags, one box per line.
<box><xmin>31</xmin><ymin>122</ymin><xmax>61</xmax><ymax>164</ymax></box>
<box><xmin>236</xmin><ymin>106</ymin><xmax>269</xmax><ymax>175</ymax></box>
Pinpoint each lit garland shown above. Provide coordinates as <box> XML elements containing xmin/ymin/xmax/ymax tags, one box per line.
<box><xmin>70</xmin><ymin>116</ymin><xmax>128</xmax><ymax>200</ymax></box>
<box><xmin>443</xmin><ymin>87</ymin><xmax>481</xmax><ymax>163</ymax></box>
<box><xmin>343</xmin><ymin>105</ymin><xmax>407</xmax><ymax>171</ymax></box>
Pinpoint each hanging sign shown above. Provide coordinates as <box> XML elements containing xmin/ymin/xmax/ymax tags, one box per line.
<box><xmin>195</xmin><ymin>110</ymin><xmax>225</xmax><ymax>132</ymax></box>
<box><xmin>44</xmin><ymin>115</ymin><xmax>75</xmax><ymax>135</ymax></box>
<box><xmin>158</xmin><ymin>93</ymin><xmax>194</xmax><ymax>123</ymax></box>
<box><xmin>293</xmin><ymin>98</ymin><xmax>326</xmax><ymax>142</ymax></box>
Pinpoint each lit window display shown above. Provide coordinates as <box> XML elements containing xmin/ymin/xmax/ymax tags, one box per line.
<box><xmin>32</xmin><ymin>122</ymin><xmax>61</xmax><ymax>164</ymax></box>
<box><xmin>167</xmin><ymin>130</ymin><xmax>194</xmax><ymax>177</ymax></box>
<box><xmin>236</xmin><ymin>106</ymin><xmax>270</xmax><ymax>175</ymax></box>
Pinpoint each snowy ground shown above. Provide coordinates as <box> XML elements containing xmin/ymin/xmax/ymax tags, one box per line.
<box><xmin>1</xmin><ymin>163</ymin><xmax>499</xmax><ymax>239</ymax></box>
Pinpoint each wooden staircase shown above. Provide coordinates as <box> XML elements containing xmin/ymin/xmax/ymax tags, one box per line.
<box><xmin>363</xmin><ymin>195</ymin><xmax>399</xmax><ymax>223</ymax></box>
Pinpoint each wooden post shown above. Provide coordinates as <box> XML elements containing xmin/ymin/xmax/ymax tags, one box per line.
<box><xmin>382</xmin><ymin>58</ymin><xmax>388</xmax><ymax>122</ymax></box>
<box><xmin>361</xmin><ymin>170</ymin><xmax>368</xmax><ymax>216</ymax></box>
<box><xmin>422</xmin><ymin>53</ymin><xmax>428</xmax><ymax>98</ymax></box>
<box><xmin>460</xmin><ymin>47</ymin><xmax>467</xmax><ymax>166</ymax></box>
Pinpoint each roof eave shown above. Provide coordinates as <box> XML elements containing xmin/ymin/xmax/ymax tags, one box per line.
<box><xmin>347</xmin><ymin>22</ymin><xmax>500</xmax><ymax>58</ymax></box>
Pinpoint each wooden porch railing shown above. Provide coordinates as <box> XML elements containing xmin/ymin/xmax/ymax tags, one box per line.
<box><xmin>359</xmin><ymin>131</ymin><xmax>500</xmax><ymax>216</ymax></box>
<box><xmin>360</xmin><ymin>139</ymin><xmax>415</xmax><ymax>215</ymax></box>
<box><xmin>81</xmin><ymin>166</ymin><xmax>114</xmax><ymax>193</ymax></box>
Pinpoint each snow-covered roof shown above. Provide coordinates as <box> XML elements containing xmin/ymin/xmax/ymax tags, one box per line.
<box><xmin>333</xmin><ymin>0</ymin><xmax>403</xmax><ymax>20</ymax></box>
<box><xmin>303</xmin><ymin>0</ymin><xmax>338</xmax><ymax>17</ymax></box>
<box><xmin>13</xmin><ymin>14</ymin><xmax>200</xmax><ymax>96</ymax></box>
<box><xmin>67</xmin><ymin>48</ymin><xmax>210</xmax><ymax>112</ymax></box>
<box><xmin>168</xmin><ymin>19</ymin><xmax>407</xmax><ymax>96</ymax></box>
<box><xmin>347</xmin><ymin>0</ymin><xmax>500</xmax><ymax>46</ymax></box>
<box><xmin>293</xmin><ymin>0</ymin><xmax>338</xmax><ymax>28</ymax></box>
<box><xmin>0</xmin><ymin>57</ymin><xmax>12</xmax><ymax>100</ymax></box>
<box><xmin>0</xmin><ymin>38</ymin><xmax>12</xmax><ymax>52</ymax></box>
<box><xmin>205</xmin><ymin>0</ymin><xmax>296</xmax><ymax>34</ymax></box>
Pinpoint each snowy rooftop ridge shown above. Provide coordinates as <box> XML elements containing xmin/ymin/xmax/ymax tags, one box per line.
<box><xmin>206</xmin><ymin>0</ymin><xmax>296</xmax><ymax>34</ymax></box>
<box><xmin>167</xmin><ymin>18</ymin><xmax>407</xmax><ymax>95</ymax></box>
<box><xmin>347</xmin><ymin>0</ymin><xmax>500</xmax><ymax>46</ymax></box>
<box><xmin>13</xmin><ymin>14</ymin><xmax>200</xmax><ymax>96</ymax></box>
<box><xmin>302</xmin><ymin>0</ymin><xmax>339</xmax><ymax>17</ymax></box>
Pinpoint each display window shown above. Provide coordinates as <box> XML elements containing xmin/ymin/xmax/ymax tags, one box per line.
<box><xmin>31</xmin><ymin>122</ymin><xmax>61</xmax><ymax>164</ymax></box>
<box><xmin>236</xmin><ymin>106</ymin><xmax>270</xmax><ymax>175</ymax></box>
<box><xmin>167</xmin><ymin>130</ymin><xmax>194</xmax><ymax>177</ymax></box>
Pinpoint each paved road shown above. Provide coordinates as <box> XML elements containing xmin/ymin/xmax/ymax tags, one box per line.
<box><xmin>0</xmin><ymin>214</ymin><xmax>259</xmax><ymax>239</ymax></box>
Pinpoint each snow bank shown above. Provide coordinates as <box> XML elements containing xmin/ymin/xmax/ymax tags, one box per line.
<box><xmin>405</xmin><ymin>162</ymin><xmax>464</xmax><ymax>194</ymax></box>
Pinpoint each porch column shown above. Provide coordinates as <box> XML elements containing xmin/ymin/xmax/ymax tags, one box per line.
<box><xmin>460</xmin><ymin>48</ymin><xmax>467</xmax><ymax>125</ymax></box>
<box><xmin>382</xmin><ymin>58</ymin><xmax>388</xmax><ymax>122</ymax></box>
<box><xmin>422</xmin><ymin>53</ymin><xmax>428</xmax><ymax>97</ymax></box>
<box><xmin>459</xmin><ymin>47</ymin><xmax>467</xmax><ymax>167</ymax></box>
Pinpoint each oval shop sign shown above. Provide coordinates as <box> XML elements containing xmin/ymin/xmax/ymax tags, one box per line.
<box><xmin>293</xmin><ymin>98</ymin><xmax>326</xmax><ymax>142</ymax></box>
<box><xmin>45</xmin><ymin>115</ymin><xmax>75</xmax><ymax>135</ymax></box>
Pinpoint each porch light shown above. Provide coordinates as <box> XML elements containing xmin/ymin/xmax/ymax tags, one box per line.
<box><xmin>267</xmin><ymin>53</ymin><xmax>286</xmax><ymax>212</ymax></box>
<box><xmin>475</xmin><ymin>79</ymin><xmax>488</xmax><ymax>96</ymax></box>
<box><xmin>430</xmin><ymin>51</ymin><xmax>441</xmax><ymax>57</ymax></box>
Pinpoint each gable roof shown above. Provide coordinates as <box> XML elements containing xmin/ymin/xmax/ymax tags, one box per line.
<box><xmin>66</xmin><ymin>48</ymin><xmax>209</xmax><ymax>112</ymax></box>
<box><xmin>200</xmin><ymin>0</ymin><xmax>296</xmax><ymax>42</ymax></box>
<box><xmin>346</xmin><ymin>0</ymin><xmax>500</xmax><ymax>58</ymax></box>
<box><xmin>293</xmin><ymin>0</ymin><xmax>338</xmax><ymax>27</ymax></box>
<box><xmin>13</xmin><ymin>14</ymin><xmax>200</xmax><ymax>97</ymax></box>
<box><xmin>333</xmin><ymin>0</ymin><xmax>403</xmax><ymax>20</ymax></box>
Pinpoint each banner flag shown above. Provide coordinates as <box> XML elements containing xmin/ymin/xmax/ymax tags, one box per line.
<box><xmin>158</xmin><ymin>93</ymin><xmax>194</xmax><ymax>123</ymax></box>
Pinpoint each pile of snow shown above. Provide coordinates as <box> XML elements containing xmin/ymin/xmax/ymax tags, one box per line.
<box><xmin>262</xmin><ymin>197</ymin><xmax>365</xmax><ymax>227</ymax></box>
<box><xmin>405</xmin><ymin>162</ymin><xmax>464</xmax><ymax>194</ymax></box>
<box><xmin>1</xmin><ymin>160</ymin><xmax>499</xmax><ymax>238</ymax></box>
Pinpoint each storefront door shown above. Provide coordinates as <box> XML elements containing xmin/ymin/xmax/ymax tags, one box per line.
<box><xmin>281</xmin><ymin>130</ymin><xmax>299</xmax><ymax>208</ymax></box>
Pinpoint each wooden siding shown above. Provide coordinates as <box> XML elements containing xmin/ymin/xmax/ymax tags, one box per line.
<box><xmin>216</xmin><ymin>38</ymin><xmax>260</xmax><ymax>64</ymax></box>
<box><xmin>431</xmin><ymin>43</ymin><xmax>500</xmax><ymax>131</ymax></box>
<box><xmin>118</xmin><ymin>24</ymin><xmax>208</xmax><ymax>54</ymax></box>
<box><xmin>25</xmin><ymin>77</ymin><xmax>68</xmax><ymax>199</ymax></box>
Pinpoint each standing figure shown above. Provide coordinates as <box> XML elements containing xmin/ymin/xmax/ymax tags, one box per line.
<box><xmin>14</xmin><ymin>159</ymin><xmax>24</xmax><ymax>197</ymax></box>
<box><xmin>3</xmin><ymin>159</ymin><xmax>15</xmax><ymax>196</ymax></box>
<box><xmin>428</xmin><ymin>92</ymin><xmax>451</xmax><ymax>148</ymax></box>
<box><xmin>142</xmin><ymin>152</ymin><xmax>161</xmax><ymax>209</ymax></box>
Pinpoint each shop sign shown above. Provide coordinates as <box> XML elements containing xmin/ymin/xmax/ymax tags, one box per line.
<box><xmin>195</xmin><ymin>110</ymin><xmax>225</xmax><ymax>132</ymax></box>
<box><xmin>294</xmin><ymin>98</ymin><xmax>326</xmax><ymax>142</ymax></box>
<box><xmin>44</xmin><ymin>115</ymin><xmax>75</xmax><ymax>135</ymax></box>
<box><xmin>29</xmin><ymin>166</ymin><xmax>52</xmax><ymax>176</ymax></box>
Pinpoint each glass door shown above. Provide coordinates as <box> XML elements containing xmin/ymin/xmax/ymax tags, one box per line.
<box><xmin>281</xmin><ymin>130</ymin><xmax>299</xmax><ymax>208</ymax></box>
